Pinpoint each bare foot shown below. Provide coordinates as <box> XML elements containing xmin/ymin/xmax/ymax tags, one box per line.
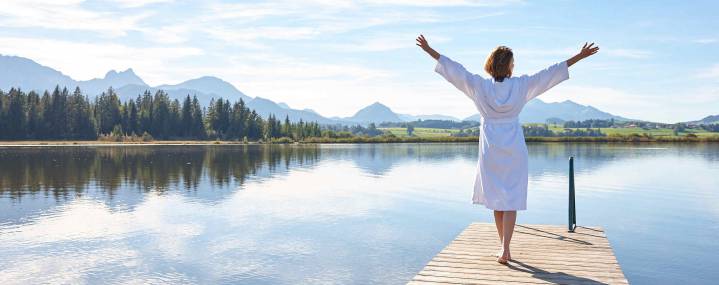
<box><xmin>497</xmin><ymin>249</ymin><xmax>511</xmax><ymax>264</ymax></box>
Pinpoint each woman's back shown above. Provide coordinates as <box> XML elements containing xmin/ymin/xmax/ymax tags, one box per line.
<box><xmin>434</xmin><ymin>54</ymin><xmax>570</xmax><ymax>121</ymax></box>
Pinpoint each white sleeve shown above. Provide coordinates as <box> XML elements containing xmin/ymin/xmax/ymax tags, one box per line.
<box><xmin>525</xmin><ymin>61</ymin><xmax>570</xmax><ymax>102</ymax></box>
<box><xmin>434</xmin><ymin>54</ymin><xmax>482</xmax><ymax>102</ymax></box>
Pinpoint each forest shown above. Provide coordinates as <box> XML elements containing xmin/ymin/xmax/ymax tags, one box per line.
<box><xmin>0</xmin><ymin>86</ymin><xmax>325</xmax><ymax>141</ymax></box>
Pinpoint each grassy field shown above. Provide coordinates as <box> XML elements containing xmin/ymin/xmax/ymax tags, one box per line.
<box><xmin>380</xmin><ymin>127</ymin><xmax>461</xmax><ymax>137</ymax></box>
<box><xmin>1</xmin><ymin>126</ymin><xmax>717</xmax><ymax>146</ymax></box>
<box><xmin>544</xmin><ymin>125</ymin><xmax>717</xmax><ymax>138</ymax></box>
<box><xmin>382</xmin><ymin>125</ymin><xmax>719</xmax><ymax>139</ymax></box>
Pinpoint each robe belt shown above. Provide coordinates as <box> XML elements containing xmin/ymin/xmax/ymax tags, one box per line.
<box><xmin>480</xmin><ymin>117</ymin><xmax>519</xmax><ymax>124</ymax></box>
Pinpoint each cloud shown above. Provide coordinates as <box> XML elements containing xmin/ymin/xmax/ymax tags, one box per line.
<box><xmin>140</xmin><ymin>24</ymin><xmax>192</xmax><ymax>44</ymax></box>
<box><xmin>111</xmin><ymin>0</ymin><xmax>174</xmax><ymax>8</ymax></box>
<box><xmin>206</xmin><ymin>26</ymin><xmax>321</xmax><ymax>43</ymax></box>
<box><xmin>693</xmin><ymin>38</ymin><xmax>718</xmax><ymax>44</ymax></box>
<box><xmin>207</xmin><ymin>2</ymin><xmax>305</xmax><ymax>21</ymax></box>
<box><xmin>231</xmin><ymin>60</ymin><xmax>393</xmax><ymax>81</ymax></box>
<box><xmin>0</xmin><ymin>0</ymin><xmax>152</xmax><ymax>37</ymax></box>
<box><xmin>0</xmin><ymin>0</ymin><xmax>712</xmax><ymax>122</ymax></box>
<box><xmin>697</xmin><ymin>63</ymin><xmax>719</xmax><ymax>79</ymax></box>
<box><xmin>325</xmin><ymin>33</ymin><xmax>451</xmax><ymax>52</ymax></box>
<box><xmin>363</xmin><ymin>0</ymin><xmax>522</xmax><ymax>6</ymax></box>
<box><xmin>0</xmin><ymin>37</ymin><xmax>203</xmax><ymax>84</ymax></box>
<box><xmin>516</xmin><ymin>47</ymin><xmax>576</xmax><ymax>57</ymax></box>
<box><xmin>604</xmin><ymin>48</ymin><xmax>652</xmax><ymax>59</ymax></box>
<box><xmin>518</xmin><ymin>46</ymin><xmax>651</xmax><ymax>59</ymax></box>
<box><xmin>195</xmin><ymin>1</ymin><xmax>471</xmax><ymax>48</ymax></box>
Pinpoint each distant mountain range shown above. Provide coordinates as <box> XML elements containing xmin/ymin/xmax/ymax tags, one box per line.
<box><xmin>464</xmin><ymin>99</ymin><xmax>632</xmax><ymax>123</ymax></box>
<box><xmin>2</xmin><ymin>54</ymin><xmax>710</xmax><ymax>125</ymax></box>
<box><xmin>684</xmin><ymin>115</ymin><xmax>719</xmax><ymax>125</ymax></box>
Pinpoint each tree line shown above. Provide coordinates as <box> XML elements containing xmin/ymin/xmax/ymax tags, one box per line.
<box><xmin>524</xmin><ymin>124</ymin><xmax>605</xmax><ymax>137</ymax></box>
<box><xmin>0</xmin><ymin>86</ymin><xmax>323</xmax><ymax>141</ymax></box>
<box><xmin>379</xmin><ymin>119</ymin><xmax>479</xmax><ymax>129</ymax></box>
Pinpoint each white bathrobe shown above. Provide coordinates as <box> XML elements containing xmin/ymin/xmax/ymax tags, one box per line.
<box><xmin>434</xmin><ymin>54</ymin><xmax>569</xmax><ymax>211</ymax></box>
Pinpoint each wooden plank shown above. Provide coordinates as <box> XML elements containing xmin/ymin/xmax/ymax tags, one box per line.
<box><xmin>408</xmin><ymin>223</ymin><xmax>629</xmax><ymax>285</ymax></box>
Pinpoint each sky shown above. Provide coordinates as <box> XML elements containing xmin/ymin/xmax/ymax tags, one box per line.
<box><xmin>0</xmin><ymin>0</ymin><xmax>717</xmax><ymax>123</ymax></box>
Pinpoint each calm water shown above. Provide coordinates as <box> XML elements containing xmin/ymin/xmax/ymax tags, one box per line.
<box><xmin>0</xmin><ymin>143</ymin><xmax>717</xmax><ymax>284</ymax></box>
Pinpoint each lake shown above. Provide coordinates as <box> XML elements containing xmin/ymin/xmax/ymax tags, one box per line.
<box><xmin>0</xmin><ymin>143</ymin><xmax>717</xmax><ymax>284</ymax></box>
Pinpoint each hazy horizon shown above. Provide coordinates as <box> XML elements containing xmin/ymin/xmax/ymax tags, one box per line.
<box><xmin>0</xmin><ymin>0</ymin><xmax>717</xmax><ymax>123</ymax></box>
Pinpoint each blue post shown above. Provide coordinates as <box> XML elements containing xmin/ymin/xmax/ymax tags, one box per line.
<box><xmin>569</xmin><ymin>156</ymin><xmax>577</xmax><ymax>232</ymax></box>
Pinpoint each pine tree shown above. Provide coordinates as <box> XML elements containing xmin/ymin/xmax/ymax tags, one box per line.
<box><xmin>95</xmin><ymin>87</ymin><xmax>122</xmax><ymax>135</ymax></box>
<box><xmin>151</xmin><ymin>90</ymin><xmax>171</xmax><ymax>139</ymax></box>
<box><xmin>138</xmin><ymin>91</ymin><xmax>153</xmax><ymax>134</ymax></box>
<box><xmin>169</xmin><ymin>99</ymin><xmax>181</xmax><ymax>138</ymax></box>
<box><xmin>127</xmin><ymin>99</ymin><xmax>138</xmax><ymax>135</ymax></box>
<box><xmin>0</xmin><ymin>90</ymin><xmax>5</xmax><ymax>139</ymax></box>
<box><xmin>191</xmin><ymin>96</ymin><xmax>205</xmax><ymax>138</ymax></box>
<box><xmin>66</xmin><ymin>87</ymin><xmax>96</xmax><ymax>139</ymax></box>
<box><xmin>6</xmin><ymin>88</ymin><xmax>27</xmax><ymax>139</ymax></box>
<box><xmin>282</xmin><ymin>115</ymin><xmax>291</xmax><ymax>137</ymax></box>
<box><xmin>47</xmin><ymin>86</ymin><xmax>70</xmax><ymax>138</ymax></box>
<box><xmin>181</xmin><ymin>95</ymin><xmax>192</xmax><ymax>137</ymax></box>
<box><xmin>39</xmin><ymin>91</ymin><xmax>52</xmax><ymax>138</ymax></box>
<box><xmin>26</xmin><ymin>91</ymin><xmax>41</xmax><ymax>138</ymax></box>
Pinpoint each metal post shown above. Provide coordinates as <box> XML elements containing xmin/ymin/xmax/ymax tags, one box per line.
<box><xmin>568</xmin><ymin>156</ymin><xmax>577</xmax><ymax>232</ymax></box>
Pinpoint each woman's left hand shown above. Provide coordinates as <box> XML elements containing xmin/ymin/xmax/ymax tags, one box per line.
<box><xmin>579</xmin><ymin>42</ymin><xmax>600</xmax><ymax>59</ymax></box>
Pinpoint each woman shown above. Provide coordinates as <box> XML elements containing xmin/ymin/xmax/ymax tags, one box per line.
<box><xmin>416</xmin><ymin>34</ymin><xmax>599</xmax><ymax>264</ymax></box>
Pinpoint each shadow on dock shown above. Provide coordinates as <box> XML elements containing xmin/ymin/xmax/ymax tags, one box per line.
<box><xmin>516</xmin><ymin>225</ymin><xmax>594</xmax><ymax>245</ymax></box>
<box><xmin>508</xmin><ymin>259</ymin><xmax>609</xmax><ymax>285</ymax></box>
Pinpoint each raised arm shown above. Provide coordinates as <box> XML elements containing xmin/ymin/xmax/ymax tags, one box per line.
<box><xmin>567</xmin><ymin>42</ymin><xmax>599</xmax><ymax>67</ymax></box>
<box><xmin>416</xmin><ymin>34</ymin><xmax>440</xmax><ymax>60</ymax></box>
<box><xmin>417</xmin><ymin>34</ymin><xmax>482</xmax><ymax>101</ymax></box>
<box><xmin>525</xmin><ymin>42</ymin><xmax>599</xmax><ymax>102</ymax></box>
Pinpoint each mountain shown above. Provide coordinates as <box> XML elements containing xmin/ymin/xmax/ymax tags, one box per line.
<box><xmin>116</xmin><ymin>76</ymin><xmax>252</xmax><ymax>106</ymax></box>
<box><xmin>463</xmin><ymin>99</ymin><xmax>631</xmax><ymax>123</ymax></box>
<box><xmin>157</xmin><ymin>76</ymin><xmax>250</xmax><ymax>102</ymax></box>
<box><xmin>0</xmin><ymin>55</ymin><xmax>148</xmax><ymax>95</ymax></box>
<box><xmin>685</xmin><ymin>115</ymin><xmax>719</xmax><ymax>125</ymax></box>
<box><xmin>246</xmin><ymin>97</ymin><xmax>337</xmax><ymax>124</ymax></box>
<box><xmin>345</xmin><ymin>102</ymin><xmax>402</xmax><ymax>124</ymax></box>
<box><xmin>0</xmin><ymin>55</ymin><xmax>325</xmax><ymax>123</ymax></box>
<box><xmin>0</xmin><ymin>55</ymin><xmax>75</xmax><ymax>92</ymax></box>
<box><xmin>303</xmin><ymin>108</ymin><xmax>320</xmax><ymax>115</ymax></box>
<box><xmin>2</xmin><ymin>54</ymin><xmax>645</xmax><ymax>126</ymax></box>
<box><xmin>399</xmin><ymin>114</ymin><xmax>461</xmax><ymax>122</ymax></box>
<box><xmin>115</xmin><ymin>84</ymin><xmax>227</xmax><ymax>105</ymax></box>
<box><xmin>79</xmin><ymin>69</ymin><xmax>146</xmax><ymax>95</ymax></box>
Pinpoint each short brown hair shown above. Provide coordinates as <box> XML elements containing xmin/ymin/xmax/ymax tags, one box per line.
<box><xmin>484</xmin><ymin>46</ymin><xmax>513</xmax><ymax>82</ymax></box>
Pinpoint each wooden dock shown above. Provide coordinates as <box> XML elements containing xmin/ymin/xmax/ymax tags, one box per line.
<box><xmin>408</xmin><ymin>223</ymin><xmax>628</xmax><ymax>285</ymax></box>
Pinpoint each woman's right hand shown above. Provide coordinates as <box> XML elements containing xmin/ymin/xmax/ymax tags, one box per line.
<box><xmin>416</xmin><ymin>35</ymin><xmax>430</xmax><ymax>51</ymax></box>
<box><xmin>416</xmin><ymin>34</ymin><xmax>440</xmax><ymax>60</ymax></box>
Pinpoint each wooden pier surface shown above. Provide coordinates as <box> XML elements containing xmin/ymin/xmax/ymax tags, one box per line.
<box><xmin>408</xmin><ymin>223</ymin><xmax>628</xmax><ymax>285</ymax></box>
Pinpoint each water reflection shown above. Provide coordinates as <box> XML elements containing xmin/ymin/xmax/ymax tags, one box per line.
<box><xmin>4</xmin><ymin>143</ymin><xmax>716</xmax><ymax>203</ymax></box>
<box><xmin>0</xmin><ymin>145</ymin><xmax>319</xmax><ymax>200</ymax></box>
<box><xmin>0</xmin><ymin>143</ymin><xmax>717</xmax><ymax>284</ymax></box>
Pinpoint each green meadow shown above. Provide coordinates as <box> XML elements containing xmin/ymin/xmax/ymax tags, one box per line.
<box><xmin>381</xmin><ymin>127</ymin><xmax>459</xmax><ymax>137</ymax></box>
<box><xmin>380</xmin><ymin>125</ymin><xmax>719</xmax><ymax>139</ymax></box>
<box><xmin>544</xmin><ymin>125</ymin><xmax>717</xmax><ymax>138</ymax></box>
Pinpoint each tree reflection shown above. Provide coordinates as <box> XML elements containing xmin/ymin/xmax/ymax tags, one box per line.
<box><xmin>0</xmin><ymin>145</ymin><xmax>320</xmax><ymax>202</ymax></box>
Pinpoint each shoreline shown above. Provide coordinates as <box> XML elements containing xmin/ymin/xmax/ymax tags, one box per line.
<box><xmin>0</xmin><ymin>136</ymin><xmax>718</xmax><ymax>146</ymax></box>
